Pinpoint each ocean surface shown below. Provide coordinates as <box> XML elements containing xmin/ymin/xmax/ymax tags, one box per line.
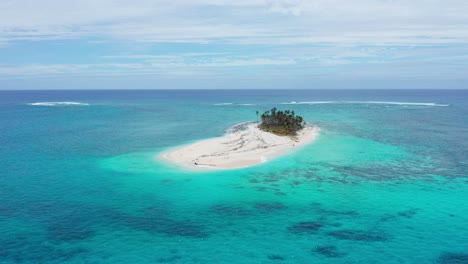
<box><xmin>0</xmin><ymin>89</ymin><xmax>467</xmax><ymax>264</ymax></box>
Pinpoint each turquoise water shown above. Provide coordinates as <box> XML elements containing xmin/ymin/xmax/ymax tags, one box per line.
<box><xmin>0</xmin><ymin>90</ymin><xmax>467</xmax><ymax>263</ymax></box>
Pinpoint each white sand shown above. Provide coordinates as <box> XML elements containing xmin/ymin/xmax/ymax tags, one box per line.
<box><xmin>159</xmin><ymin>123</ymin><xmax>319</xmax><ymax>170</ymax></box>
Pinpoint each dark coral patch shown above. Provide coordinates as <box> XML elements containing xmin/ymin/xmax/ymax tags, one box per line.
<box><xmin>156</xmin><ymin>255</ymin><xmax>182</xmax><ymax>263</ymax></box>
<box><xmin>379</xmin><ymin>214</ymin><xmax>397</xmax><ymax>222</ymax></box>
<box><xmin>129</xmin><ymin>217</ymin><xmax>208</xmax><ymax>238</ymax></box>
<box><xmin>0</xmin><ymin>234</ymin><xmax>88</xmax><ymax>263</ymax></box>
<box><xmin>327</xmin><ymin>230</ymin><xmax>387</xmax><ymax>242</ymax></box>
<box><xmin>288</xmin><ymin>221</ymin><xmax>323</xmax><ymax>234</ymax></box>
<box><xmin>102</xmin><ymin>208</ymin><xmax>208</xmax><ymax>238</ymax></box>
<box><xmin>162</xmin><ymin>221</ymin><xmax>206</xmax><ymax>238</ymax></box>
<box><xmin>319</xmin><ymin>209</ymin><xmax>359</xmax><ymax>216</ymax></box>
<box><xmin>380</xmin><ymin>208</ymin><xmax>419</xmax><ymax>222</ymax></box>
<box><xmin>267</xmin><ymin>254</ymin><xmax>285</xmax><ymax>261</ymax></box>
<box><xmin>397</xmin><ymin>208</ymin><xmax>419</xmax><ymax>218</ymax></box>
<box><xmin>161</xmin><ymin>179</ymin><xmax>174</xmax><ymax>184</ymax></box>
<box><xmin>248</xmin><ymin>178</ymin><xmax>260</xmax><ymax>183</ymax></box>
<box><xmin>314</xmin><ymin>245</ymin><xmax>346</xmax><ymax>258</ymax></box>
<box><xmin>47</xmin><ymin>222</ymin><xmax>95</xmax><ymax>242</ymax></box>
<box><xmin>310</xmin><ymin>203</ymin><xmax>359</xmax><ymax>217</ymax></box>
<box><xmin>438</xmin><ymin>252</ymin><xmax>468</xmax><ymax>264</ymax></box>
<box><xmin>263</xmin><ymin>177</ymin><xmax>280</xmax><ymax>183</ymax></box>
<box><xmin>254</xmin><ymin>202</ymin><xmax>288</xmax><ymax>212</ymax></box>
<box><xmin>142</xmin><ymin>206</ymin><xmax>169</xmax><ymax>217</ymax></box>
<box><xmin>292</xmin><ymin>180</ymin><xmax>303</xmax><ymax>185</ymax></box>
<box><xmin>210</xmin><ymin>204</ymin><xmax>251</xmax><ymax>216</ymax></box>
<box><xmin>0</xmin><ymin>206</ymin><xmax>19</xmax><ymax>217</ymax></box>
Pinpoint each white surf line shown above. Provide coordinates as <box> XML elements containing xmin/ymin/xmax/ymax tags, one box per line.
<box><xmin>28</xmin><ymin>102</ymin><xmax>90</xmax><ymax>106</ymax></box>
<box><xmin>280</xmin><ymin>101</ymin><xmax>449</xmax><ymax>107</ymax></box>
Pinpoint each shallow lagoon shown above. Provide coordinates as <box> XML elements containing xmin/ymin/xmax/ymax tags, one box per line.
<box><xmin>1</xmin><ymin>90</ymin><xmax>467</xmax><ymax>263</ymax></box>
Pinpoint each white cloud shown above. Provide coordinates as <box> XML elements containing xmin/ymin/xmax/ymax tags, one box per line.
<box><xmin>1</xmin><ymin>0</ymin><xmax>467</xmax><ymax>89</ymax></box>
<box><xmin>267</xmin><ymin>0</ymin><xmax>304</xmax><ymax>16</ymax></box>
<box><xmin>0</xmin><ymin>63</ymin><xmax>145</xmax><ymax>77</ymax></box>
<box><xmin>101</xmin><ymin>53</ymin><xmax>229</xmax><ymax>60</ymax></box>
<box><xmin>150</xmin><ymin>58</ymin><xmax>295</xmax><ymax>67</ymax></box>
<box><xmin>0</xmin><ymin>57</ymin><xmax>295</xmax><ymax>78</ymax></box>
<box><xmin>0</xmin><ymin>0</ymin><xmax>467</xmax><ymax>45</ymax></box>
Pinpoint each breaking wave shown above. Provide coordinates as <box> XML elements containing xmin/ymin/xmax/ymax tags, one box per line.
<box><xmin>214</xmin><ymin>103</ymin><xmax>256</xmax><ymax>106</ymax></box>
<box><xmin>28</xmin><ymin>102</ymin><xmax>90</xmax><ymax>106</ymax></box>
<box><xmin>280</xmin><ymin>101</ymin><xmax>449</xmax><ymax>107</ymax></box>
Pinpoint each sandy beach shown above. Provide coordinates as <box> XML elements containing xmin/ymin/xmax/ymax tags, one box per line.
<box><xmin>159</xmin><ymin>123</ymin><xmax>319</xmax><ymax>170</ymax></box>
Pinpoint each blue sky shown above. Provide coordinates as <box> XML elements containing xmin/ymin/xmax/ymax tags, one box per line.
<box><xmin>0</xmin><ymin>0</ymin><xmax>467</xmax><ymax>89</ymax></box>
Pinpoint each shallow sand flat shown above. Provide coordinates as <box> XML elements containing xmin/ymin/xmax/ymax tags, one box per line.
<box><xmin>159</xmin><ymin>124</ymin><xmax>319</xmax><ymax>170</ymax></box>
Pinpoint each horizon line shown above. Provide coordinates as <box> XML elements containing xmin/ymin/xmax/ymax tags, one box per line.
<box><xmin>1</xmin><ymin>88</ymin><xmax>467</xmax><ymax>91</ymax></box>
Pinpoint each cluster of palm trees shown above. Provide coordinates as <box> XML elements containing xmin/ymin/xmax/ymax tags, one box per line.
<box><xmin>257</xmin><ymin>107</ymin><xmax>304</xmax><ymax>135</ymax></box>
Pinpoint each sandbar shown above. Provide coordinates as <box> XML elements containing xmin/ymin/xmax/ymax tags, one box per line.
<box><xmin>159</xmin><ymin>123</ymin><xmax>319</xmax><ymax>170</ymax></box>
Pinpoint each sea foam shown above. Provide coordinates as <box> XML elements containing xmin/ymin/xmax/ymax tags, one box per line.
<box><xmin>281</xmin><ymin>101</ymin><xmax>449</xmax><ymax>107</ymax></box>
<box><xmin>214</xmin><ymin>103</ymin><xmax>255</xmax><ymax>106</ymax></box>
<box><xmin>28</xmin><ymin>102</ymin><xmax>90</xmax><ymax>106</ymax></box>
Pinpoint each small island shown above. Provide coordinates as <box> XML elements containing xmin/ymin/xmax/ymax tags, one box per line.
<box><xmin>258</xmin><ymin>108</ymin><xmax>304</xmax><ymax>136</ymax></box>
<box><xmin>159</xmin><ymin>109</ymin><xmax>319</xmax><ymax>170</ymax></box>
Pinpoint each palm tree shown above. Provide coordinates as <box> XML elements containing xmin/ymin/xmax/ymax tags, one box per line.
<box><xmin>258</xmin><ymin>108</ymin><xmax>305</xmax><ymax>135</ymax></box>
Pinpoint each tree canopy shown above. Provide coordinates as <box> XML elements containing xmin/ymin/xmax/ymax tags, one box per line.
<box><xmin>258</xmin><ymin>108</ymin><xmax>304</xmax><ymax>136</ymax></box>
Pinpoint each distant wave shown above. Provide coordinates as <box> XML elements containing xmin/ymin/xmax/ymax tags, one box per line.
<box><xmin>214</xmin><ymin>103</ymin><xmax>256</xmax><ymax>106</ymax></box>
<box><xmin>281</xmin><ymin>101</ymin><xmax>333</xmax><ymax>105</ymax></box>
<box><xmin>280</xmin><ymin>101</ymin><xmax>449</xmax><ymax>107</ymax></box>
<box><xmin>28</xmin><ymin>102</ymin><xmax>90</xmax><ymax>106</ymax></box>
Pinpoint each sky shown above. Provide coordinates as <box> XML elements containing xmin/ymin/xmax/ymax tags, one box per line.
<box><xmin>0</xmin><ymin>0</ymin><xmax>468</xmax><ymax>90</ymax></box>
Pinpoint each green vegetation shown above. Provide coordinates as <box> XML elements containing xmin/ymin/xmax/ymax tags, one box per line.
<box><xmin>258</xmin><ymin>107</ymin><xmax>305</xmax><ymax>136</ymax></box>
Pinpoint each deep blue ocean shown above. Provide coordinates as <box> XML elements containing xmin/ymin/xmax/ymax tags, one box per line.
<box><xmin>0</xmin><ymin>89</ymin><xmax>467</xmax><ymax>263</ymax></box>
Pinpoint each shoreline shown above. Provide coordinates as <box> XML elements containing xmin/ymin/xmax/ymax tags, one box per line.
<box><xmin>158</xmin><ymin>123</ymin><xmax>319</xmax><ymax>170</ymax></box>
